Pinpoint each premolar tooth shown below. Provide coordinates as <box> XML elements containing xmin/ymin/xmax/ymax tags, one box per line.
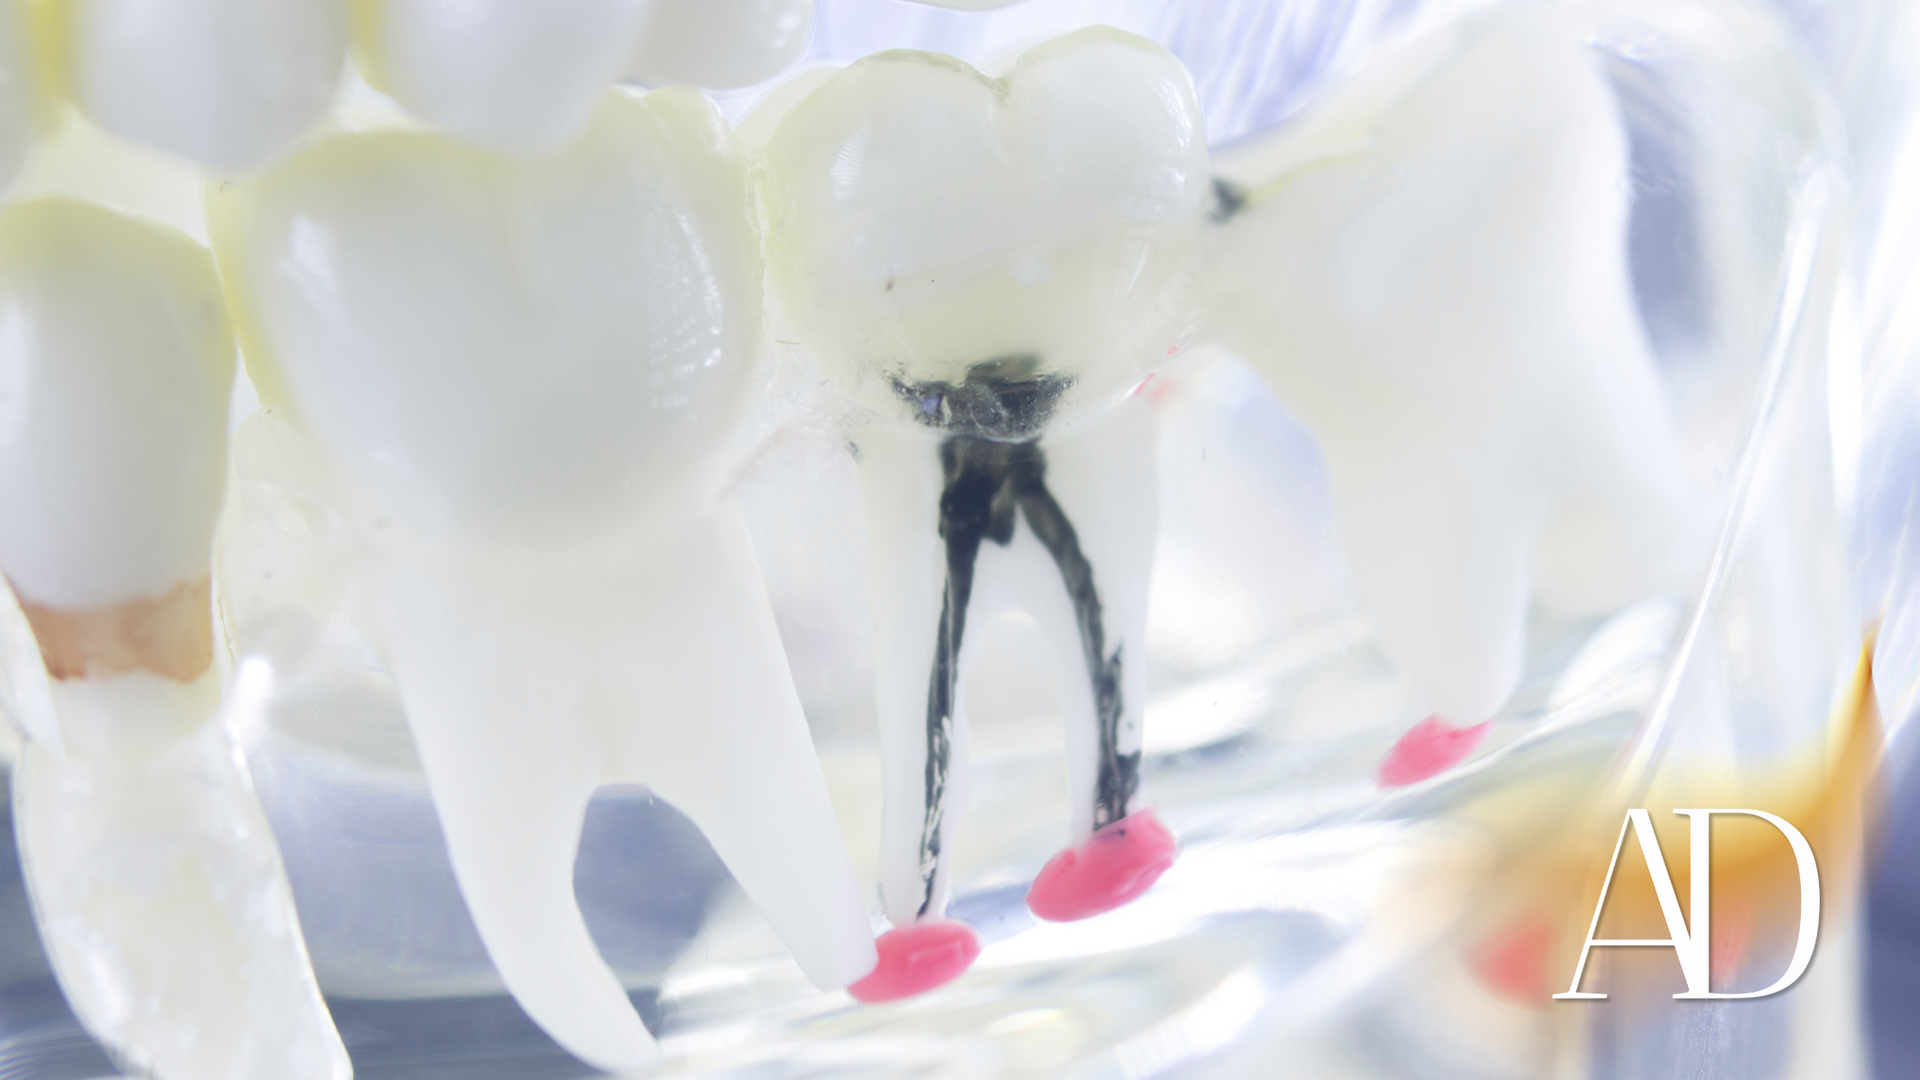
<box><xmin>352</xmin><ymin>0</ymin><xmax>652</xmax><ymax>153</ymax></box>
<box><xmin>1207</xmin><ymin>12</ymin><xmax>1706</xmax><ymax>736</ymax></box>
<box><xmin>60</xmin><ymin>0</ymin><xmax>348</xmax><ymax>170</ymax></box>
<box><xmin>0</xmin><ymin>198</ymin><xmax>347</xmax><ymax>1080</ymax></box>
<box><xmin>761</xmin><ymin>28</ymin><xmax>1201</xmax><ymax>964</ymax></box>
<box><xmin>212</xmin><ymin>87</ymin><xmax>876</xmax><ymax>1069</ymax></box>
<box><xmin>627</xmin><ymin>0</ymin><xmax>814</xmax><ymax>91</ymax></box>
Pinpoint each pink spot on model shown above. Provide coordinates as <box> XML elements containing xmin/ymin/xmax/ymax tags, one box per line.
<box><xmin>1027</xmin><ymin>807</ymin><xmax>1178</xmax><ymax>922</ymax></box>
<box><xmin>1469</xmin><ymin>915</ymin><xmax>1553</xmax><ymax>1006</ymax></box>
<box><xmin>1377</xmin><ymin>716</ymin><xmax>1491</xmax><ymax>787</ymax></box>
<box><xmin>847</xmin><ymin>920</ymin><xmax>980</xmax><ymax>1003</ymax></box>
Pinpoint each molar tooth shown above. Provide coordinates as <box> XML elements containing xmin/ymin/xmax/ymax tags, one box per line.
<box><xmin>351</xmin><ymin>0</ymin><xmax>652</xmax><ymax>153</ymax></box>
<box><xmin>1207</xmin><ymin>13</ymin><xmax>1707</xmax><ymax>739</ymax></box>
<box><xmin>758</xmin><ymin>26</ymin><xmax>1209</xmax><ymax>432</ymax></box>
<box><xmin>0</xmin><ymin>198</ymin><xmax>347</xmax><ymax>1080</ymax></box>
<box><xmin>761</xmin><ymin>28</ymin><xmax>1202</xmax><ymax>960</ymax></box>
<box><xmin>626</xmin><ymin>0</ymin><xmax>814</xmax><ymax>91</ymax></box>
<box><xmin>212</xmin><ymin>87</ymin><xmax>875</xmax><ymax>1068</ymax></box>
<box><xmin>60</xmin><ymin>0</ymin><xmax>348</xmax><ymax>170</ymax></box>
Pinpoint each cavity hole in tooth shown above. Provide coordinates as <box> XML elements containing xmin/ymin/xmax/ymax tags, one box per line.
<box><xmin>1376</xmin><ymin>716</ymin><xmax>1492</xmax><ymax>787</ymax></box>
<box><xmin>1027</xmin><ymin>807</ymin><xmax>1176</xmax><ymax>922</ymax></box>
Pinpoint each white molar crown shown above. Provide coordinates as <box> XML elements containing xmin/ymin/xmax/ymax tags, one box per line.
<box><xmin>0</xmin><ymin>198</ymin><xmax>234</xmax><ymax>610</ymax></box>
<box><xmin>1208</xmin><ymin>11</ymin><xmax>1705</xmax><ymax>723</ymax></box>
<box><xmin>212</xmin><ymin>86</ymin><xmax>761</xmax><ymax>554</ymax></box>
<box><xmin>757</xmin><ymin>26</ymin><xmax>1208</xmax><ymax>433</ymax></box>
<box><xmin>627</xmin><ymin>0</ymin><xmax>814</xmax><ymax>91</ymax></box>
<box><xmin>62</xmin><ymin>0</ymin><xmax>348</xmax><ymax>171</ymax></box>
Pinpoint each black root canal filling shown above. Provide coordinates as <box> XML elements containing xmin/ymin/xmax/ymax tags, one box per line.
<box><xmin>895</xmin><ymin>359</ymin><xmax>1140</xmax><ymax>916</ymax></box>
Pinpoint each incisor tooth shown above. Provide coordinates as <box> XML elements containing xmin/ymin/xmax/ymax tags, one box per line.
<box><xmin>0</xmin><ymin>198</ymin><xmax>347</xmax><ymax>1080</ymax></box>
<box><xmin>60</xmin><ymin>0</ymin><xmax>348</xmax><ymax>170</ymax></box>
<box><xmin>212</xmin><ymin>87</ymin><xmax>875</xmax><ymax>1070</ymax></box>
<box><xmin>351</xmin><ymin>0</ymin><xmax>652</xmax><ymax>153</ymax></box>
<box><xmin>758</xmin><ymin>28</ymin><xmax>1200</xmax><ymax>979</ymax></box>
<box><xmin>1208</xmin><ymin>11</ymin><xmax>1707</xmax><ymax>744</ymax></box>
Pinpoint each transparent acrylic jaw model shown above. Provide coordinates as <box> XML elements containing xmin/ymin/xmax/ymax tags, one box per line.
<box><xmin>0</xmin><ymin>0</ymin><xmax>1879</xmax><ymax>1077</ymax></box>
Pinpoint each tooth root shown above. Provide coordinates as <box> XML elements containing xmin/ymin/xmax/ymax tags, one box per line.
<box><xmin>353</xmin><ymin>0</ymin><xmax>652</xmax><ymax>153</ymax></box>
<box><xmin>854</xmin><ymin>395</ymin><xmax>1162</xmax><ymax>926</ymax></box>
<box><xmin>1024</xmin><ymin>396</ymin><xmax>1158</xmax><ymax>841</ymax></box>
<box><xmin>853</xmin><ymin>421</ymin><xmax>955</xmax><ymax>926</ymax></box>
<box><xmin>602</xmin><ymin>507</ymin><xmax>878</xmax><ymax>991</ymax></box>
<box><xmin>1208</xmin><ymin>11</ymin><xmax>1705</xmax><ymax>723</ymax></box>
<box><xmin>382</xmin><ymin>569</ymin><xmax>661</xmax><ymax>1075</ymax></box>
<box><xmin>627</xmin><ymin>0</ymin><xmax>813</xmax><ymax>91</ymax></box>
<box><xmin>62</xmin><ymin>0</ymin><xmax>348</xmax><ymax>170</ymax></box>
<box><xmin>0</xmin><ymin>199</ymin><xmax>347</xmax><ymax>1079</ymax></box>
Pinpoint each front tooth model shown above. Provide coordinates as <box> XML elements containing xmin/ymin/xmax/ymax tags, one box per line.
<box><xmin>757</xmin><ymin>26</ymin><xmax>1204</xmax><ymax>995</ymax></box>
<box><xmin>1207</xmin><ymin>9</ymin><xmax>1705</xmax><ymax>781</ymax></box>
<box><xmin>0</xmin><ymin>199</ymin><xmax>348</xmax><ymax>1079</ymax></box>
<box><xmin>210</xmin><ymin>86</ymin><xmax>877</xmax><ymax>1071</ymax></box>
<box><xmin>57</xmin><ymin>0</ymin><xmax>348</xmax><ymax>170</ymax></box>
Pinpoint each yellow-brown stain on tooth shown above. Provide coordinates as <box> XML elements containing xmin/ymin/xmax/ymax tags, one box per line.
<box><xmin>14</xmin><ymin>578</ymin><xmax>214</xmax><ymax>682</ymax></box>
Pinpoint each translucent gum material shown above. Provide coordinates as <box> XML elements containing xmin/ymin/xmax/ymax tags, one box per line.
<box><xmin>1376</xmin><ymin>717</ymin><xmax>1492</xmax><ymax>788</ymax></box>
<box><xmin>1027</xmin><ymin>807</ymin><xmax>1178</xmax><ymax>922</ymax></box>
<box><xmin>847</xmin><ymin>920</ymin><xmax>982</xmax><ymax>1003</ymax></box>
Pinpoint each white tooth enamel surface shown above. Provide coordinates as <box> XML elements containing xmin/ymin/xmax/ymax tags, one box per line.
<box><xmin>215</xmin><ymin>87</ymin><xmax>875</xmax><ymax>1069</ymax></box>
<box><xmin>213</xmin><ymin>88</ymin><xmax>758</xmax><ymax>551</ymax></box>
<box><xmin>758</xmin><ymin>26</ymin><xmax>1207</xmax><ymax>427</ymax></box>
<box><xmin>856</xmin><ymin>396</ymin><xmax>1157</xmax><ymax>925</ymax></box>
<box><xmin>1208</xmin><ymin>12</ymin><xmax>1705</xmax><ymax>723</ymax></box>
<box><xmin>0</xmin><ymin>0</ymin><xmax>38</xmax><ymax>189</ymax></box>
<box><xmin>627</xmin><ymin>0</ymin><xmax>813</xmax><ymax>91</ymax></box>
<box><xmin>0</xmin><ymin>199</ymin><xmax>232</xmax><ymax>610</ymax></box>
<box><xmin>64</xmin><ymin>0</ymin><xmax>347</xmax><ymax>170</ymax></box>
<box><xmin>354</xmin><ymin>0</ymin><xmax>652</xmax><ymax>153</ymax></box>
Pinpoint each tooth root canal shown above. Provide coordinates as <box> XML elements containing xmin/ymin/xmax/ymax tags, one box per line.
<box><xmin>760</xmin><ymin>26</ymin><xmax>1201</xmax><ymax>952</ymax></box>
<box><xmin>0</xmin><ymin>198</ymin><xmax>348</xmax><ymax>1080</ymax></box>
<box><xmin>858</xmin><ymin>389</ymin><xmax>1160</xmax><ymax>928</ymax></box>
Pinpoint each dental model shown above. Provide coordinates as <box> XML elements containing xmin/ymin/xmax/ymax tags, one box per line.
<box><xmin>756</xmin><ymin>27</ymin><xmax>1201</xmax><ymax>994</ymax></box>
<box><xmin>1206</xmin><ymin>10</ymin><xmax>1704</xmax><ymax>781</ymax></box>
<box><xmin>0</xmin><ymin>199</ymin><xmax>349</xmax><ymax>1079</ymax></box>
<box><xmin>210</xmin><ymin>86</ymin><xmax>878</xmax><ymax>1071</ymax></box>
<box><xmin>57</xmin><ymin>0</ymin><xmax>349</xmax><ymax>170</ymax></box>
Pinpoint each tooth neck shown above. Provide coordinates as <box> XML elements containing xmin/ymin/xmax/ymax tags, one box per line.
<box><xmin>14</xmin><ymin>576</ymin><xmax>214</xmax><ymax>685</ymax></box>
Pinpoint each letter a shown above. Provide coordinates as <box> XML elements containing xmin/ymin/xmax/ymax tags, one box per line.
<box><xmin>1555</xmin><ymin>808</ymin><xmax>1820</xmax><ymax>1000</ymax></box>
